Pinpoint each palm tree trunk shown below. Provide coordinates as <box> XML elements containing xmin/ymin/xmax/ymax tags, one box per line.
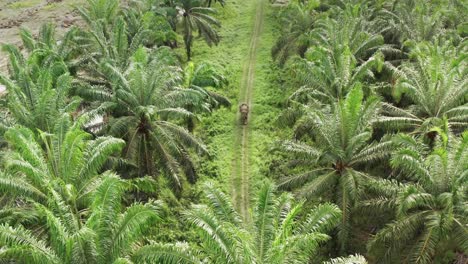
<box><xmin>187</xmin><ymin>117</ymin><xmax>195</xmax><ymax>132</ymax></box>
<box><xmin>183</xmin><ymin>33</ymin><xmax>192</xmax><ymax>61</ymax></box>
<box><xmin>186</xmin><ymin>43</ymin><xmax>192</xmax><ymax>61</ymax></box>
<box><xmin>207</xmin><ymin>0</ymin><xmax>212</xmax><ymax>7</ymax></box>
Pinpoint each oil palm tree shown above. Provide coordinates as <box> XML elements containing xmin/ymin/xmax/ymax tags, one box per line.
<box><xmin>367</xmin><ymin>132</ymin><xmax>468</xmax><ymax>263</ymax></box>
<box><xmin>87</xmin><ymin>49</ymin><xmax>208</xmax><ymax>190</ymax></box>
<box><xmin>0</xmin><ymin>173</ymin><xmax>161</xmax><ymax>264</ymax></box>
<box><xmin>284</xmin><ymin>3</ymin><xmax>407</xmax><ymax>104</ymax></box>
<box><xmin>176</xmin><ymin>0</ymin><xmax>220</xmax><ymax>60</ymax></box>
<box><xmin>307</xmin><ymin>4</ymin><xmax>393</xmax><ymax>63</ymax></box>
<box><xmin>0</xmin><ymin>69</ymin><xmax>78</xmax><ymax>133</ymax></box>
<box><xmin>71</xmin><ymin>15</ymin><xmax>148</xmax><ymax>85</ymax></box>
<box><xmin>325</xmin><ymin>254</ymin><xmax>367</xmax><ymax>264</ymax></box>
<box><xmin>272</xmin><ymin>1</ymin><xmax>317</xmax><ymax>65</ymax></box>
<box><xmin>286</xmin><ymin>7</ymin><xmax>389</xmax><ymax>103</ymax></box>
<box><xmin>135</xmin><ymin>181</ymin><xmax>342</xmax><ymax>263</ymax></box>
<box><xmin>289</xmin><ymin>45</ymin><xmax>384</xmax><ymax>104</ymax></box>
<box><xmin>372</xmin><ymin>0</ymin><xmax>466</xmax><ymax>45</ymax></box>
<box><xmin>73</xmin><ymin>0</ymin><xmax>156</xmax><ymax>87</ymax></box>
<box><xmin>0</xmin><ymin>24</ymin><xmax>80</xmax><ymax>133</ymax></box>
<box><xmin>3</xmin><ymin>23</ymin><xmax>77</xmax><ymax>76</ymax></box>
<box><xmin>278</xmin><ymin>86</ymin><xmax>393</xmax><ymax>252</ymax></box>
<box><xmin>77</xmin><ymin>0</ymin><xmax>120</xmax><ymax>25</ymax></box>
<box><xmin>376</xmin><ymin>42</ymin><xmax>467</xmax><ymax>141</ymax></box>
<box><xmin>0</xmin><ymin>122</ymin><xmax>164</xmax><ymax>263</ymax></box>
<box><xmin>205</xmin><ymin>0</ymin><xmax>225</xmax><ymax>7</ymax></box>
<box><xmin>0</xmin><ymin>118</ymin><xmax>124</xmax><ymax>213</ymax></box>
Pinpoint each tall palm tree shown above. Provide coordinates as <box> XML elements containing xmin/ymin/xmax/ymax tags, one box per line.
<box><xmin>376</xmin><ymin>42</ymin><xmax>467</xmax><ymax>141</ymax></box>
<box><xmin>278</xmin><ymin>86</ymin><xmax>393</xmax><ymax>252</ymax></box>
<box><xmin>134</xmin><ymin>181</ymin><xmax>342</xmax><ymax>263</ymax></box>
<box><xmin>366</xmin><ymin>132</ymin><xmax>468</xmax><ymax>263</ymax></box>
<box><xmin>176</xmin><ymin>0</ymin><xmax>221</xmax><ymax>60</ymax></box>
<box><xmin>85</xmin><ymin>49</ymin><xmax>208</xmax><ymax>190</ymax></box>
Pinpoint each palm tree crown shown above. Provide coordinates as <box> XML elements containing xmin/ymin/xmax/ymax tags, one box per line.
<box><xmin>367</xmin><ymin>132</ymin><xmax>468</xmax><ymax>263</ymax></box>
<box><xmin>177</xmin><ymin>0</ymin><xmax>221</xmax><ymax>60</ymax></box>
<box><xmin>278</xmin><ymin>86</ymin><xmax>393</xmax><ymax>252</ymax></box>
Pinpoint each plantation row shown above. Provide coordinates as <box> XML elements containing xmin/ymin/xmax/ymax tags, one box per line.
<box><xmin>0</xmin><ymin>0</ymin><xmax>465</xmax><ymax>263</ymax></box>
<box><xmin>270</xmin><ymin>0</ymin><xmax>467</xmax><ymax>263</ymax></box>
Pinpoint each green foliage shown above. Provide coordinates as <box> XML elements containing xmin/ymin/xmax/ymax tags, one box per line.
<box><xmin>82</xmin><ymin>50</ymin><xmax>209</xmax><ymax>190</ymax></box>
<box><xmin>366</xmin><ymin>132</ymin><xmax>468</xmax><ymax>263</ymax></box>
<box><xmin>277</xmin><ymin>85</ymin><xmax>393</xmax><ymax>252</ymax></box>
<box><xmin>325</xmin><ymin>254</ymin><xmax>367</xmax><ymax>264</ymax></box>
<box><xmin>0</xmin><ymin>122</ymin><xmax>162</xmax><ymax>263</ymax></box>
<box><xmin>176</xmin><ymin>0</ymin><xmax>221</xmax><ymax>60</ymax></box>
<box><xmin>377</xmin><ymin>41</ymin><xmax>467</xmax><ymax>137</ymax></box>
<box><xmin>0</xmin><ymin>0</ymin><xmax>466</xmax><ymax>262</ymax></box>
<box><xmin>178</xmin><ymin>181</ymin><xmax>342</xmax><ymax>263</ymax></box>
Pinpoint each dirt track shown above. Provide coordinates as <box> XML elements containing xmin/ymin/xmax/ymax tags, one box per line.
<box><xmin>231</xmin><ymin>0</ymin><xmax>265</xmax><ymax>221</ymax></box>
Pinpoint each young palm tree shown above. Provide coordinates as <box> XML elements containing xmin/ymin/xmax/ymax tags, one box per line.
<box><xmin>285</xmin><ymin>5</ymin><xmax>391</xmax><ymax>103</ymax></box>
<box><xmin>71</xmin><ymin>15</ymin><xmax>147</xmax><ymax>85</ymax></box>
<box><xmin>366</xmin><ymin>132</ymin><xmax>467</xmax><ymax>264</ymax></box>
<box><xmin>77</xmin><ymin>0</ymin><xmax>120</xmax><ymax>25</ymax></box>
<box><xmin>176</xmin><ymin>0</ymin><xmax>221</xmax><ymax>60</ymax></box>
<box><xmin>278</xmin><ymin>86</ymin><xmax>393</xmax><ymax>252</ymax></box>
<box><xmin>0</xmin><ymin>24</ymin><xmax>80</xmax><ymax>133</ymax></box>
<box><xmin>307</xmin><ymin>4</ymin><xmax>392</xmax><ymax>63</ymax></box>
<box><xmin>0</xmin><ymin>173</ymin><xmax>161</xmax><ymax>264</ymax></box>
<box><xmin>134</xmin><ymin>181</ymin><xmax>342</xmax><ymax>263</ymax></box>
<box><xmin>376</xmin><ymin>42</ymin><xmax>467</xmax><ymax>141</ymax></box>
<box><xmin>0</xmin><ymin>70</ymin><xmax>78</xmax><ymax>133</ymax></box>
<box><xmin>123</xmin><ymin>3</ymin><xmax>178</xmax><ymax>48</ymax></box>
<box><xmin>0</xmin><ymin>118</ymin><xmax>124</xmax><ymax>212</ymax></box>
<box><xmin>4</xmin><ymin>23</ymin><xmax>77</xmax><ymax>76</ymax></box>
<box><xmin>0</xmin><ymin>121</ymin><xmax>164</xmax><ymax>263</ymax></box>
<box><xmin>283</xmin><ymin>3</ymin><xmax>406</xmax><ymax>104</ymax></box>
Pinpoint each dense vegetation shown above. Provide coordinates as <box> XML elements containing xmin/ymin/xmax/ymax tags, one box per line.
<box><xmin>0</xmin><ymin>0</ymin><xmax>466</xmax><ymax>263</ymax></box>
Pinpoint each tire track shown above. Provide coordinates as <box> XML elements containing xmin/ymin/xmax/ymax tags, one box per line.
<box><xmin>231</xmin><ymin>0</ymin><xmax>265</xmax><ymax>221</ymax></box>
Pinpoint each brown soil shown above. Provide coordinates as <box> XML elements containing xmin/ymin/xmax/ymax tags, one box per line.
<box><xmin>0</xmin><ymin>0</ymin><xmax>84</xmax><ymax>72</ymax></box>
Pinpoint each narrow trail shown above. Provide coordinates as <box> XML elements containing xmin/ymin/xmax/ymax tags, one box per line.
<box><xmin>231</xmin><ymin>0</ymin><xmax>266</xmax><ymax>221</ymax></box>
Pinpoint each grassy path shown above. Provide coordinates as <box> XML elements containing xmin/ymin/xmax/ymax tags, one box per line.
<box><xmin>231</xmin><ymin>0</ymin><xmax>266</xmax><ymax>221</ymax></box>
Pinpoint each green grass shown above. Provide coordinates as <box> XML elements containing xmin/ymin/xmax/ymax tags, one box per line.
<box><xmin>192</xmin><ymin>0</ymin><xmax>256</xmax><ymax>194</ymax></box>
<box><xmin>190</xmin><ymin>0</ymin><xmax>285</xmax><ymax>197</ymax></box>
<box><xmin>7</xmin><ymin>0</ymin><xmax>41</xmax><ymax>9</ymax></box>
<box><xmin>246</xmin><ymin>4</ymin><xmax>288</xmax><ymax>189</ymax></box>
<box><xmin>43</xmin><ymin>3</ymin><xmax>59</xmax><ymax>10</ymax></box>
